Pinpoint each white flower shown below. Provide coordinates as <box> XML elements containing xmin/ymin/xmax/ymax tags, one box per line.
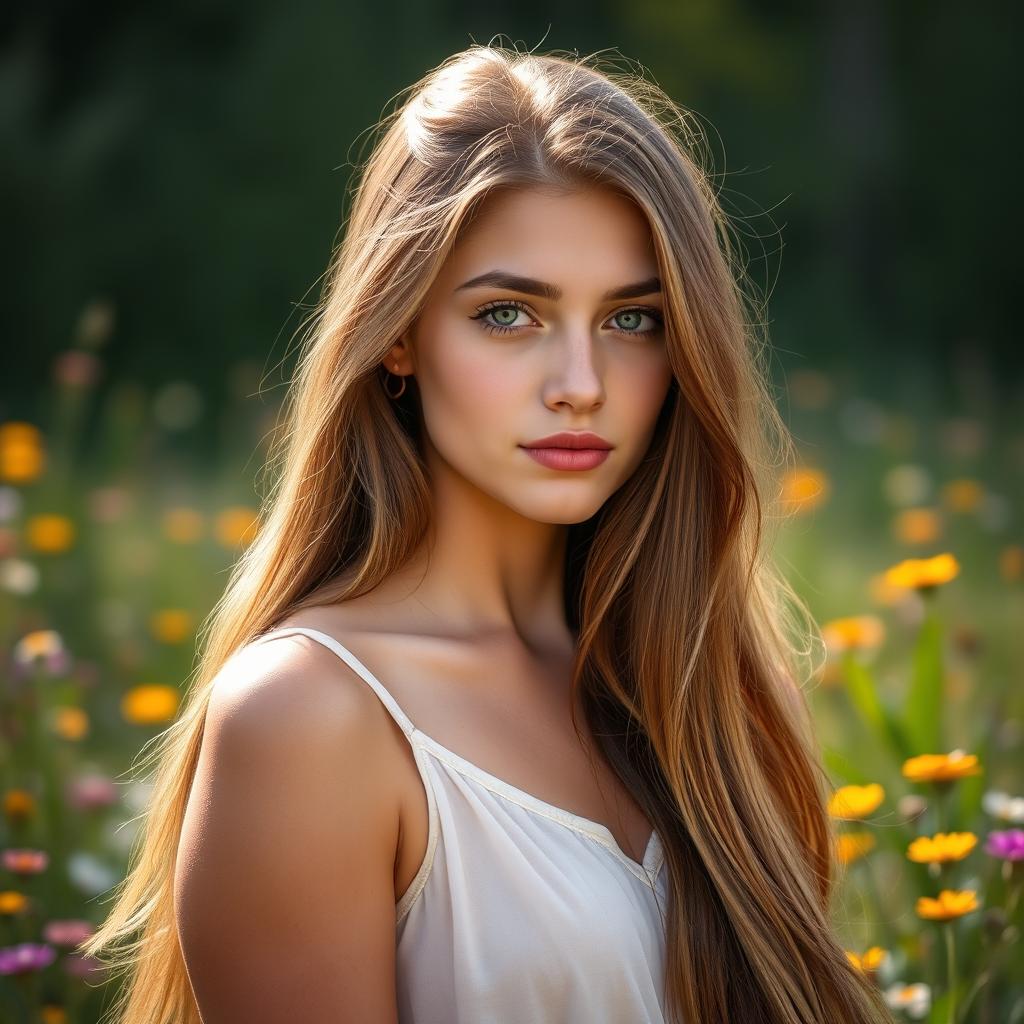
<box><xmin>0</xmin><ymin>559</ymin><xmax>39</xmax><ymax>595</ymax></box>
<box><xmin>67</xmin><ymin>852</ymin><xmax>118</xmax><ymax>896</ymax></box>
<box><xmin>982</xmin><ymin>790</ymin><xmax>1024</xmax><ymax>823</ymax></box>
<box><xmin>884</xmin><ymin>982</ymin><xmax>931</xmax><ymax>1019</ymax></box>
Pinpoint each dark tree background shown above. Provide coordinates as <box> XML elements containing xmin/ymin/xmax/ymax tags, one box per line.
<box><xmin>2</xmin><ymin>2</ymin><xmax>1018</xmax><ymax>461</ymax></box>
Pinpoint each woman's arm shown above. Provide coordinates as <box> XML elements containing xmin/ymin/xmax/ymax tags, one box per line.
<box><xmin>174</xmin><ymin>639</ymin><xmax>403</xmax><ymax>1023</ymax></box>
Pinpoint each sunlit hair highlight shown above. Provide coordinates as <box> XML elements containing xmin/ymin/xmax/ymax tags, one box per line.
<box><xmin>80</xmin><ymin>42</ymin><xmax>895</xmax><ymax>1024</ymax></box>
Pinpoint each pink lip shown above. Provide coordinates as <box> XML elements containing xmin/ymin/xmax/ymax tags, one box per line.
<box><xmin>519</xmin><ymin>447</ymin><xmax>611</xmax><ymax>471</ymax></box>
<box><xmin>522</xmin><ymin>431</ymin><xmax>612</xmax><ymax>450</ymax></box>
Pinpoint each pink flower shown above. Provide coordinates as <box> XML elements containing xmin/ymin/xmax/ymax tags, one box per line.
<box><xmin>985</xmin><ymin>829</ymin><xmax>1024</xmax><ymax>861</ymax></box>
<box><xmin>2</xmin><ymin>848</ymin><xmax>48</xmax><ymax>875</ymax></box>
<box><xmin>65</xmin><ymin>774</ymin><xmax>118</xmax><ymax>811</ymax></box>
<box><xmin>42</xmin><ymin>919</ymin><xmax>95</xmax><ymax>947</ymax></box>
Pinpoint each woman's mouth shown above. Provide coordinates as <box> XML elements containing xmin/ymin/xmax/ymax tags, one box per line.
<box><xmin>518</xmin><ymin>446</ymin><xmax>611</xmax><ymax>471</ymax></box>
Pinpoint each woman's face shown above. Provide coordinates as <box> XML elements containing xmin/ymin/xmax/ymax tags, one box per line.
<box><xmin>393</xmin><ymin>185</ymin><xmax>675</xmax><ymax>525</ymax></box>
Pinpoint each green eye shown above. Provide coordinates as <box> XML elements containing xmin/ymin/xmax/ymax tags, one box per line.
<box><xmin>607</xmin><ymin>307</ymin><xmax>664</xmax><ymax>336</ymax></box>
<box><xmin>469</xmin><ymin>300</ymin><xmax>664</xmax><ymax>338</ymax></box>
<box><xmin>470</xmin><ymin>300</ymin><xmax>535</xmax><ymax>336</ymax></box>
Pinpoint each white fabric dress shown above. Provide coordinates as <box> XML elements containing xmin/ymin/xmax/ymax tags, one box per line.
<box><xmin>250</xmin><ymin>625</ymin><xmax>671</xmax><ymax>1023</ymax></box>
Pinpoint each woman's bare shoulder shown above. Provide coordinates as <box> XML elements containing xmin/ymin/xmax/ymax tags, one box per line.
<box><xmin>176</xmin><ymin>627</ymin><xmax>404</xmax><ymax>1021</ymax></box>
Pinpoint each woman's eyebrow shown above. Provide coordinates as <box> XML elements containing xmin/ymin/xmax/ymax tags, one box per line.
<box><xmin>454</xmin><ymin>270</ymin><xmax>662</xmax><ymax>302</ymax></box>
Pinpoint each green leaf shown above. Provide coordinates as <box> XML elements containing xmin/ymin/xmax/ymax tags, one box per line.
<box><xmin>840</xmin><ymin>654</ymin><xmax>913</xmax><ymax>762</ymax></box>
<box><xmin>904</xmin><ymin>611</ymin><xmax>944</xmax><ymax>755</ymax></box>
<box><xmin>822</xmin><ymin>746</ymin><xmax>869</xmax><ymax>785</ymax></box>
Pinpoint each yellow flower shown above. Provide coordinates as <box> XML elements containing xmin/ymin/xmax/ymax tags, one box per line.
<box><xmin>780</xmin><ymin>468</ymin><xmax>830</xmax><ymax>514</ymax></box>
<box><xmin>0</xmin><ymin>425</ymin><xmax>45</xmax><ymax>483</ymax></box>
<box><xmin>215</xmin><ymin>505</ymin><xmax>259</xmax><ymax>548</ymax></box>
<box><xmin>837</xmin><ymin>832</ymin><xmax>877</xmax><ymax>864</ymax></box>
<box><xmin>867</xmin><ymin>572</ymin><xmax>909</xmax><ymax>607</ymax></box>
<box><xmin>941</xmin><ymin>478</ymin><xmax>983</xmax><ymax>513</ymax></box>
<box><xmin>162</xmin><ymin>506</ymin><xmax>204</xmax><ymax>544</ymax></box>
<box><xmin>121</xmin><ymin>684</ymin><xmax>180</xmax><ymax>725</ymax></box>
<box><xmin>51</xmin><ymin>706</ymin><xmax>89</xmax><ymax>741</ymax></box>
<box><xmin>26</xmin><ymin>514</ymin><xmax>75</xmax><ymax>553</ymax></box>
<box><xmin>821</xmin><ymin>615</ymin><xmax>885</xmax><ymax>654</ymax></box>
<box><xmin>892</xmin><ymin>508</ymin><xmax>942</xmax><ymax>545</ymax></box>
<box><xmin>846</xmin><ymin>946</ymin><xmax>887</xmax><ymax>972</ymax></box>
<box><xmin>150</xmin><ymin>609</ymin><xmax>194</xmax><ymax>644</ymax></box>
<box><xmin>41</xmin><ymin>1007</ymin><xmax>69</xmax><ymax>1024</ymax></box>
<box><xmin>882</xmin><ymin>553</ymin><xmax>959</xmax><ymax>590</ymax></box>
<box><xmin>13</xmin><ymin>629</ymin><xmax>64</xmax><ymax>665</ymax></box>
<box><xmin>0</xmin><ymin>421</ymin><xmax>42</xmax><ymax>446</ymax></box>
<box><xmin>915</xmin><ymin>889</ymin><xmax>979</xmax><ymax>921</ymax></box>
<box><xmin>829</xmin><ymin>783</ymin><xmax>885</xmax><ymax>820</ymax></box>
<box><xmin>907</xmin><ymin>831</ymin><xmax>977</xmax><ymax>864</ymax></box>
<box><xmin>0</xmin><ymin>890</ymin><xmax>29</xmax><ymax>915</ymax></box>
<box><xmin>3</xmin><ymin>788</ymin><xmax>36</xmax><ymax>823</ymax></box>
<box><xmin>902</xmin><ymin>751</ymin><xmax>982</xmax><ymax>784</ymax></box>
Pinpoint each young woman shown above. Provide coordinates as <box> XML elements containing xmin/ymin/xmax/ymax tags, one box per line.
<box><xmin>81</xmin><ymin>44</ymin><xmax>896</xmax><ymax>1024</ymax></box>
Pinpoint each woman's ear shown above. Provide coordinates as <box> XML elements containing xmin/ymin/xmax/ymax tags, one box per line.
<box><xmin>386</xmin><ymin>329</ymin><xmax>415</xmax><ymax>374</ymax></box>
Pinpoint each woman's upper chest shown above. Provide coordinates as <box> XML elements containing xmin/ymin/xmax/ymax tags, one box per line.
<box><xmin>275</xmin><ymin>609</ymin><xmax>655</xmax><ymax>895</ymax></box>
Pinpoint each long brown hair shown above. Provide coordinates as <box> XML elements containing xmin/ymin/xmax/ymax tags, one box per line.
<box><xmin>80</xmin><ymin>43</ymin><xmax>895</xmax><ymax>1024</ymax></box>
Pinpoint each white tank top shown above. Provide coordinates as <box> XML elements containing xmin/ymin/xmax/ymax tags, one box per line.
<box><xmin>250</xmin><ymin>625</ymin><xmax>671</xmax><ymax>1022</ymax></box>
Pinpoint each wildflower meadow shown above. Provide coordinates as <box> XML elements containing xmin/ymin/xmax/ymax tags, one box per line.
<box><xmin>0</xmin><ymin>301</ymin><xmax>1022</xmax><ymax>1023</ymax></box>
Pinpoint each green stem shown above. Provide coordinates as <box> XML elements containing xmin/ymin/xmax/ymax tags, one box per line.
<box><xmin>1005</xmin><ymin>876</ymin><xmax>1023</xmax><ymax>920</ymax></box>
<box><xmin>858</xmin><ymin>855</ymin><xmax>896</xmax><ymax>949</ymax></box>
<box><xmin>945</xmin><ymin>921</ymin><xmax>957</xmax><ymax>1024</ymax></box>
<box><xmin>934</xmin><ymin>783</ymin><xmax>951</xmax><ymax>834</ymax></box>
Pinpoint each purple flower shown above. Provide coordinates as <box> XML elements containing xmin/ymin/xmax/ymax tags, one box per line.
<box><xmin>985</xmin><ymin>829</ymin><xmax>1024</xmax><ymax>861</ymax></box>
<box><xmin>0</xmin><ymin>942</ymin><xmax>57</xmax><ymax>974</ymax></box>
<box><xmin>63</xmin><ymin>952</ymin><xmax>106</xmax><ymax>979</ymax></box>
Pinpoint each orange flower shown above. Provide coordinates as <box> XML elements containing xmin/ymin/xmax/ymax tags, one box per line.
<box><xmin>150</xmin><ymin>609</ymin><xmax>194</xmax><ymax>644</ymax></box>
<box><xmin>51</xmin><ymin>706</ymin><xmax>89</xmax><ymax>741</ymax></box>
<box><xmin>3</xmin><ymin>789</ymin><xmax>36</xmax><ymax>823</ymax></box>
<box><xmin>915</xmin><ymin>889</ymin><xmax>979</xmax><ymax>921</ymax></box>
<box><xmin>907</xmin><ymin>831</ymin><xmax>977</xmax><ymax>864</ymax></box>
<box><xmin>941</xmin><ymin>478</ymin><xmax>984</xmax><ymax>513</ymax></box>
<box><xmin>846</xmin><ymin>946</ymin><xmax>887</xmax><ymax>973</ymax></box>
<box><xmin>215</xmin><ymin>506</ymin><xmax>259</xmax><ymax>547</ymax></box>
<box><xmin>163</xmin><ymin>506</ymin><xmax>204</xmax><ymax>543</ymax></box>
<box><xmin>0</xmin><ymin>890</ymin><xmax>29</xmax><ymax>915</ymax></box>
<box><xmin>902</xmin><ymin>751</ymin><xmax>982</xmax><ymax>784</ymax></box>
<box><xmin>837</xmin><ymin>832</ymin><xmax>877</xmax><ymax>864</ymax></box>
<box><xmin>1000</xmin><ymin>545</ymin><xmax>1024</xmax><ymax>582</ymax></box>
<box><xmin>883</xmin><ymin>553</ymin><xmax>959</xmax><ymax>590</ymax></box>
<box><xmin>26</xmin><ymin>514</ymin><xmax>75</xmax><ymax>553</ymax></box>
<box><xmin>121</xmin><ymin>684</ymin><xmax>180</xmax><ymax>725</ymax></box>
<box><xmin>892</xmin><ymin>507</ymin><xmax>942</xmax><ymax>545</ymax></box>
<box><xmin>0</xmin><ymin>421</ymin><xmax>46</xmax><ymax>484</ymax></box>
<box><xmin>829</xmin><ymin>784</ymin><xmax>885</xmax><ymax>820</ymax></box>
<box><xmin>780</xmin><ymin>468</ymin><xmax>830</xmax><ymax>514</ymax></box>
<box><xmin>0</xmin><ymin>421</ymin><xmax>42</xmax><ymax>446</ymax></box>
<box><xmin>821</xmin><ymin>615</ymin><xmax>886</xmax><ymax>655</ymax></box>
<box><xmin>50</xmin><ymin>708</ymin><xmax>89</xmax><ymax>741</ymax></box>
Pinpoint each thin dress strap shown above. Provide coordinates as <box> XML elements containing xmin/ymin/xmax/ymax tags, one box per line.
<box><xmin>249</xmin><ymin>625</ymin><xmax>417</xmax><ymax>739</ymax></box>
